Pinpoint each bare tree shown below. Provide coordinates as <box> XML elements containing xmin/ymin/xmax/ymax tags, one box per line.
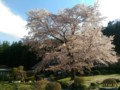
<box><xmin>23</xmin><ymin>3</ymin><xmax>117</xmax><ymax>79</ymax></box>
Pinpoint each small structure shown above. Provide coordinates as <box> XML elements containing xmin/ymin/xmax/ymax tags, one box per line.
<box><xmin>0</xmin><ymin>65</ymin><xmax>11</xmax><ymax>80</ymax></box>
<box><xmin>0</xmin><ymin>65</ymin><xmax>11</xmax><ymax>74</ymax></box>
<box><xmin>102</xmin><ymin>78</ymin><xmax>117</xmax><ymax>87</ymax></box>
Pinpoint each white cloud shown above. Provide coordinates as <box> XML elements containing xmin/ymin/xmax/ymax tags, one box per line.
<box><xmin>98</xmin><ymin>0</ymin><xmax>120</xmax><ymax>26</ymax></box>
<box><xmin>0</xmin><ymin>0</ymin><xmax>119</xmax><ymax>38</ymax></box>
<box><xmin>0</xmin><ymin>1</ymin><xmax>28</xmax><ymax>38</ymax></box>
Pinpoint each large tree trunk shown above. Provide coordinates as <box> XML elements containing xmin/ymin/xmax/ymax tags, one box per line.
<box><xmin>71</xmin><ymin>68</ymin><xmax>76</xmax><ymax>80</ymax></box>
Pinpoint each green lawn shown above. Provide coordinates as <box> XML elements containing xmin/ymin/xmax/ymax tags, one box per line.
<box><xmin>84</xmin><ymin>74</ymin><xmax>120</xmax><ymax>83</ymax></box>
<box><xmin>58</xmin><ymin>74</ymin><xmax>120</xmax><ymax>86</ymax></box>
<box><xmin>0</xmin><ymin>74</ymin><xmax>120</xmax><ymax>90</ymax></box>
<box><xmin>0</xmin><ymin>83</ymin><xmax>35</xmax><ymax>90</ymax></box>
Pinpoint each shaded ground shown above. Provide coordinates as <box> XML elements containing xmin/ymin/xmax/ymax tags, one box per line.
<box><xmin>0</xmin><ymin>74</ymin><xmax>120</xmax><ymax>90</ymax></box>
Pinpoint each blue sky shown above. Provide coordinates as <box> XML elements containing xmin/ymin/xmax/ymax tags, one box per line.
<box><xmin>2</xmin><ymin>0</ymin><xmax>94</xmax><ymax>19</ymax></box>
<box><xmin>0</xmin><ymin>0</ymin><xmax>120</xmax><ymax>43</ymax></box>
<box><xmin>0</xmin><ymin>32</ymin><xmax>19</xmax><ymax>42</ymax></box>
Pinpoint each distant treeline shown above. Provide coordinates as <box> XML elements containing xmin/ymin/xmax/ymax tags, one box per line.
<box><xmin>0</xmin><ymin>41</ymin><xmax>39</xmax><ymax>70</ymax></box>
<box><xmin>103</xmin><ymin>20</ymin><xmax>120</xmax><ymax>54</ymax></box>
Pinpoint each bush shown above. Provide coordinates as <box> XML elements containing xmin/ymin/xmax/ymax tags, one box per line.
<box><xmin>77</xmin><ymin>70</ymin><xmax>84</xmax><ymax>76</ymax></box>
<box><xmin>89</xmin><ymin>82</ymin><xmax>99</xmax><ymax>89</ymax></box>
<box><xmin>100</xmin><ymin>70</ymin><xmax>108</xmax><ymax>74</ymax></box>
<box><xmin>49</xmin><ymin>74</ymin><xmax>55</xmax><ymax>81</ymax></box>
<box><xmin>115</xmin><ymin>79</ymin><xmax>120</xmax><ymax>83</ymax></box>
<box><xmin>79</xmin><ymin>84</ymin><xmax>88</xmax><ymax>90</ymax></box>
<box><xmin>102</xmin><ymin>78</ymin><xmax>117</xmax><ymax>87</ymax></box>
<box><xmin>60</xmin><ymin>81</ymin><xmax>73</xmax><ymax>89</ymax></box>
<box><xmin>93</xmin><ymin>70</ymin><xmax>101</xmax><ymax>75</ymax></box>
<box><xmin>84</xmin><ymin>70</ymin><xmax>90</xmax><ymax>76</ymax></box>
<box><xmin>65</xmin><ymin>70</ymin><xmax>71</xmax><ymax>76</ymax></box>
<box><xmin>74</xmin><ymin>77</ymin><xmax>85</xmax><ymax>86</ymax></box>
<box><xmin>25</xmin><ymin>76</ymin><xmax>35</xmax><ymax>81</ymax></box>
<box><xmin>117</xmin><ymin>86</ymin><xmax>120</xmax><ymax>90</ymax></box>
<box><xmin>26</xmin><ymin>71</ymin><xmax>34</xmax><ymax>77</ymax></box>
<box><xmin>35</xmin><ymin>79</ymin><xmax>48</xmax><ymax>90</ymax></box>
<box><xmin>72</xmin><ymin>77</ymin><xmax>88</xmax><ymax>90</ymax></box>
<box><xmin>72</xmin><ymin>84</ymin><xmax>88</xmax><ymax>90</ymax></box>
<box><xmin>45</xmin><ymin>82</ymin><xmax>61</xmax><ymax>90</ymax></box>
<box><xmin>35</xmin><ymin>74</ymin><xmax>45</xmax><ymax>80</ymax></box>
<box><xmin>0</xmin><ymin>74</ymin><xmax>11</xmax><ymax>81</ymax></box>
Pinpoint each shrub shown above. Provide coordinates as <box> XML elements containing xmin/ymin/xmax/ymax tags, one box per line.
<box><xmin>72</xmin><ymin>77</ymin><xmax>88</xmax><ymax>90</ymax></box>
<box><xmin>89</xmin><ymin>82</ymin><xmax>99</xmax><ymax>89</ymax></box>
<box><xmin>93</xmin><ymin>70</ymin><xmax>101</xmax><ymax>75</ymax></box>
<box><xmin>100</xmin><ymin>70</ymin><xmax>108</xmax><ymax>74</ymax></box>
<box><xmin>102</xmin><ymin>78</ymin><xmax>117</xmax><ymax>87</ymax></box>
<box><xmin>117</xmin><ymin>86</ymin><xmax>120</xmax><ymax>90</ymax></box>
<box><xmin>0</xmin><ymin>74</ymin><xmax>9</xmax><ymax>81</ymax></box>
<box><xmin>35</xmin><ymin>79</ymin><xmax>48</xmax><ymax>90</ymax></box>
<box><xmin>11</xmin><ymin>66</ymin><xmax>26</xmax><ymax>81</ymax></box>
<box><xmin>49</xmin><ymin>74</ymin><xmax>55</xmax><ymax>81</ymax></box>
<box><xmin>84</xmin><ymin>70</ymin><xmax>90</xmax><ymax>76</ymax></box>
<box><xmin>74</xmin><ymin>77</ymin><xmax>85</xmax><ymax>86</ymax></box>
<box><xmin>72</xmin><ymin>84</ymin><xmax>88</xmax><ymax>90</ymax></box>
<box><xmin>26</xmin><ymin>71</ymin><xmax>34</xmax><ymax>77</ymax></box>
<box><xmin>115</xmin><ymin>79</ymin><xmax>120</xmax><ymax>83</ymax></box>
<box><xmin>25</xmin><ymin>76</ymin><xmax>35</xmax><ymax>81</ymax></box>
<box><xmin>45</xmin><ymin>82</ymin><xmax>61</xmax><ymax>90</ymax></box>
<box><xmin>65</xmin><ymin>70</ymin><xmax>71</xmax><ymax>76</ymax></box>
<box><xmin>35</xmin><ymin>74</ymin><xmax>45</xmax><ymax>80</ymax></box>
<box><xmin>79</xmin><ymin>84</ymin><xmax>88</xmax><ymax>90</ymax></box>
<box><xmin>77</xmin><ymin>70</ymin><xmax>84</xmax><ymax>76</ymax></box>
<box><xmin>60</xmin><ymin>81</ymin><xmax>73</xmax><ymax>89</ymax></box>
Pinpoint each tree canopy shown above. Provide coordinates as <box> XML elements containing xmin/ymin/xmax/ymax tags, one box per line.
<box><xmin>24</xmin><ymin>3</ymin><xmax>117</xmax><ymax>72</ymax></box>
<box><xmin>0</xmin><ymin>41</ymin><xmax>38</xmax><ymax>70</ymax></box>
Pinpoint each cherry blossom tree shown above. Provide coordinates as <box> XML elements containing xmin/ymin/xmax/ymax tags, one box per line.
<box><xmin>23</xmin><ymin>3</ymin><xmax>117</xmax><ymax>79</ymax></box>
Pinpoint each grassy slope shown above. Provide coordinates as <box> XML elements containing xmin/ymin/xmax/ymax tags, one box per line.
<box><xmin>58</xmin><ymin>74</ymin><xmax>120</xmax><ymax>85</ymax></box>
<box><xmin>57</xmin><ymin>74</ymin><xmax>120</xmax><ymax>88</ymax></box>
<box><xmin>0</xmin><ymin>83</ymin><xmax>35</xmax><ymax>90</ymax></box>
<box><xmin>0</xmin><ymin>74</ymin><xmax>120</xmax><ymax>89</ymax></box>
<box><xmin>84</xmin><ymin>74</ymin><xmax>120</xmax><ymax>82</ymax></box>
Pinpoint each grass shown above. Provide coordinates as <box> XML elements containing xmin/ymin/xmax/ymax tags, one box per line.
<box><xmin>84</xmin><ymin>74</ymin><xmax>120</xmax><ymax>83</ymax></box>
<box><xmin>0</xmin><ymin>83</ymin><xmax>35</xmax><ymax>90</ymax></box>
<box><xmin>58</xmin><ymin>74</ymin><xmax>120</xmax><ymax>82</ymax></box>
<box><xmin>0</xmin><ymin>83</ymin><xmax>17</xmax><ymax>90</ymax></box>
<box><xmin>58</xmin><ymin>74</ymin><xmax>120</xmax><ymax>86</ymax></box>
<box><xmin>0</xmin><ymin>74</ymin><xmax>120</xmax><ymax>89</ymax></box>
<box><xmin>17</xmin><ymin>83</ymin><xmax>35</xmax><ymax>90</ymax></box>
<box><xmin>58</xmin><ymin>77</ymin><xmax>71</xmax><ymax>82</ymax></box>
